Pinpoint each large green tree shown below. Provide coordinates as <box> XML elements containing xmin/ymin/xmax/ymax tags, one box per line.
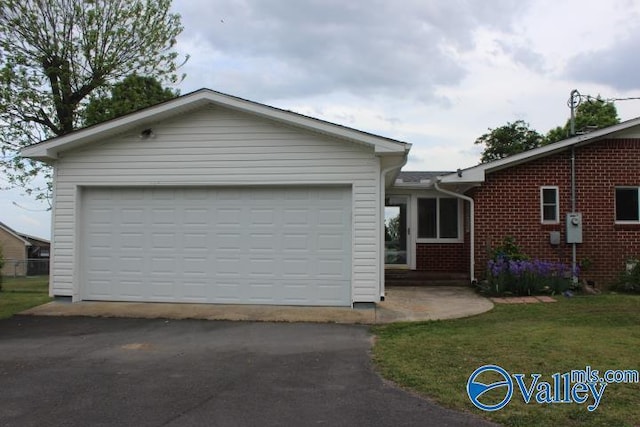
<box><xmin>545</xmin><ymin>97</ymin><xmax>619</xmax><ymax>144</ymax></box>
<box><xmin>474</xmin><ymin>120</ymin><xmax>544</xmax><ymax>163</ymax></box>
<box><xmin>0</xmin><ymin>0</ymin><xmax>185</xmax><ymax>200</ymax></box>
<box><xmin>84</xmin><ymin>74</ymin><xmax>178</xmax><ymax>126</ymax></box>
<box><xmin>475</xmin><ymin>97</ymin><xmax>621</xmax><ymax>163</ymax></box>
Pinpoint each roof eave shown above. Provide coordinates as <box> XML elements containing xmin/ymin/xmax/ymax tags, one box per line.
<box><xmin>21</xmin><ymin>89</ymin><xmax>410</xmax><ymax>160</ymax></box>
<box><xmin>0</xmin><ymin>223</ymin><xmax>32</xmax><ymax>246</ymax></box>
<box><xmin>441</xmin><ymin>116</ymin><xmax>640</xmax><ymax>185</ymax></box>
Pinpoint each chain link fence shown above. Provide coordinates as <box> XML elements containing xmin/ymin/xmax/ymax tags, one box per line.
<box><xmin>1</xmin><ymin>259</ymin><xmax>50</xmax><ymax>277</ymax></box>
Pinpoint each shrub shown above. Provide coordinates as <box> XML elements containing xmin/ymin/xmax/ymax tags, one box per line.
<box><xmin>489</xmin><ymin>236</ymin><xmax>529</xmax><ymax>261</ymax></box>
<box><xmin>613</xmin><ymin>258</ymin><xmax>640</xmax><ymax>294</ymax></box>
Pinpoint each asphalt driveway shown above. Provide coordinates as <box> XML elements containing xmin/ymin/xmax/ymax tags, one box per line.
<box><xmin>0</xmin><ymin>316</ymin><xmax>494</xmax><ymax>427</ymax></box>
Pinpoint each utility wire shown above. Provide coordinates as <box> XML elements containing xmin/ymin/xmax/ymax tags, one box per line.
<box><xmin>570</xmin><ymin>90</ymin><xmax>640</xmax><ymax>106</ymax></box>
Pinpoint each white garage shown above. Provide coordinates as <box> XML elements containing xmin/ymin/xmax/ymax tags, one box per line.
<box><xmin>81</xmin><ymin>186</ymin><xmax>352</xmax><ymax>306</ymax></box>
<box><xmin>22</xmin><ymin>89</ymin><xmax>409</xmax><ymax>307</ymax></box>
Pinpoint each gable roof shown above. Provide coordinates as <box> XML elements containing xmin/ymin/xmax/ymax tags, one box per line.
<box><xmin>440</xmin><ymin>116</ymin><xmax>640</xmax><ymax>184</ymax></box>
<box><xmin>0</xmin><ymin>221</ymin><xmax>32</xmax><ymax>246</ymax></box>
<box><xmin>21</xmin><ymin>89</ymin><xmax>410</xmax><ymax>161</ymax></box>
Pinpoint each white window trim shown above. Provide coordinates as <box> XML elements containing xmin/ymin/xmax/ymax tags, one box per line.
<box><xmin>415</xmin><ymin>197</ymin><xmax>464</xmax><ymax>243</ymax></box>
<box><xmin>540</xmin><ymin>186</ymin><xmax>560</xmax><ymax>224</ymax></box>
<box><xmin>615</xmin><ymin>186</ymin><xmax>640</xmax><ymax>224</ymax></box>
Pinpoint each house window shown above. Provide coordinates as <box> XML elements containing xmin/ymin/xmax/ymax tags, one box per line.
<box><xmin>417</xmin><ymin>197</ymin><xmax>460</xmax><ymax>241</ymax></box>
<box><xmin>615</xmin><ymin>187</ymin><xmax>640</xmax><ymax>222</ymax></box>
<box><xmin>540</xmin><ymin>186</ymin><xmax>559</xmax><ymax>223</ymax></box>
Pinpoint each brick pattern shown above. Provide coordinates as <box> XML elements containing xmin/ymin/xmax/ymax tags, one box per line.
<box><xmin>468</xmin><ymin>138</ymin><xmax>640</xmax><ymax>287</ymax></box>
<box><xmin>415</xmin><ymin>206</ymin><xmax>471</xmax><ymax>275</ymax></box>
<box><xmin>416</xmin><ymin>243</ymin><xmax>467</xmax><ymax>272</ymax></box>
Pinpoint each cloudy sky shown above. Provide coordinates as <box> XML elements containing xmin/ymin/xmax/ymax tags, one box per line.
<box><xmin>3</xmin><ymin>0</ymin><xmax>640</xmax><ymax>238</ymax></box>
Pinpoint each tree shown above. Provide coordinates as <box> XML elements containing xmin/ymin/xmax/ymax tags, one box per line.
<box><xmin>474</xmin><ymin>120</ymin><xmax>544</xmax><ymax>163</ymax></box>
<box><xmin>545</xmin><ymin>97</ymin><xmax>619</xmax><ymax>144</ymax></box>
<box><xmin>84</xmin><ymin>74</ymin><xmax>178</xmax><ymax>126</ymax></box>
<box><xmin>0</xmin><ymin>0</ymin><xmax>185</xmax><ymax>200</ymax></box>
<box><xmin>475</xmin><ymin>97</ymin><xmax>622</xmax><ymax>162</ymax></box>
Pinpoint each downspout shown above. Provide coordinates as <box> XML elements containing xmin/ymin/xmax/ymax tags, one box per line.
<box><xmin>571</xmin><ymin>146</ymin><xmax>577</xmax><ymax>284</ymax></box>
<box><xmin>434</xmin><ymin>179</ymin><xmax>476</xmax><ymax>284</ymax></box>
<box><xmin>569</xmin><ymin>89</ymin><xmax>579</xmax><ymax>284</ymax></box>
<box><xmin>379</xmin><ymin>155</ymin><xmax>409</xmax><ymax>301</ymax></box>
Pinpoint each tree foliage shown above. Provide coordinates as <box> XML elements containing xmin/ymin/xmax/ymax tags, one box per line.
<box><xmin>84</xmin><ymin>74</ymin><xmax>178</xmax><ymax>126</ymax></box>
<box><xmin>476</xmin><ymin>98</ymin><xmax>621</xmax><ymax>162</ymax></box>
<box><xmin>545</xmin><ymin>97</ymin><xmax>620</xmax><ymax>144</ymax></box>
<box><xmin>0</xmin><ymin>0</ymin><xmax>185</xmax><ymax>200</ymax></box>
<box><xmin>474</xmin><ymin>120</ymin><xmax>544</xmax><ymax>163</ymax></box>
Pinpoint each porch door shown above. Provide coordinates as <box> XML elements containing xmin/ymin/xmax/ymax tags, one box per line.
<box><xmin>385</xmin><ymin>196</ymin><xmax>409</xmax><ymax>267</ymax></box>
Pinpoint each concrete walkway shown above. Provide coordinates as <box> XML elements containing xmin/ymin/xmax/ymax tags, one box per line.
<box><xmin>21</xmin><ymin>286</ymin><xmax>494</xmax><ymax>324</ymax></box>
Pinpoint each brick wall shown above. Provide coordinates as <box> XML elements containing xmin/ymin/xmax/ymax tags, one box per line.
<box><xmin>468</xmin><ymin>138</ymin><xmax>640</xmax><ymax>287</ymax></box>
<box><xmin>416</xmin><ymin>242</ymin><xmax>467</xmax><ymax>272</ymax></box>
<box><xmin>415</xmin><ymin>205</ymin><xmax>470</xmax><ymax>274</ymax></box>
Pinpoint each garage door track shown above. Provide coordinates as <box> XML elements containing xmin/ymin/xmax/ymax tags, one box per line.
<box><xmin>0</xmin><ymin>316</ymin><xmax>494</xmax><ymax>427</ymax></box>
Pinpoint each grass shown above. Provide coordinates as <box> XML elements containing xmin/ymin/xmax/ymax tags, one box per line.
<box><xmin>0</xmin><ymin>276</ymin><xmax>51</xmax><ymax>319</ymax></box>
<box><xmin>372</xmin><ymin>294</ymin><xmax>640</xmax><ymax>427</ymax></box>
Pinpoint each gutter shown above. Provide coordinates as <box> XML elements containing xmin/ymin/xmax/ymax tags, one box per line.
<box><xmin>434</xmin><ymin>179</ymin><xmax>476</xmax><ymax>284</ymax></box>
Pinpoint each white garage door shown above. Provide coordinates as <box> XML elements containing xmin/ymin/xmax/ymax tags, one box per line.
<box><xmin>81</xmin><ymin>186</ymin><xmax>352</xmax><ymax>306</ymax></box>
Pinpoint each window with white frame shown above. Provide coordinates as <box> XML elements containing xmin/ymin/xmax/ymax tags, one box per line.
<box><xmin>417</xmin><ymin>197</ymin><xmax>460</xmax><ymax>241</ymax></box>
<box><xmin>540</xmin><ymin>186</ymin><xmax>559</xmax><ymax>223</ymax></box>
<box><xmin>615</xmin><ymin>187</ymin><xmax>640</xmax><ymax>222</ymax></box>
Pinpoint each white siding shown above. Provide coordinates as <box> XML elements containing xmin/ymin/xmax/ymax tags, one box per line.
<box><xmin>51</xmin><ymin>105</ymin><xmax>381</xmax><ymax>303</ymax></box>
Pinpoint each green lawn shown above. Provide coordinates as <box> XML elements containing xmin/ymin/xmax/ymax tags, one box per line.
<box><xmin>0</xmin><ymin>276</ymin><xmax>51</xmax><ymax>319</ymax></box>
<box><xmin>372</xmin><ymin>294</ymin><xmax>640</xmax><ymax>427</ymax></box>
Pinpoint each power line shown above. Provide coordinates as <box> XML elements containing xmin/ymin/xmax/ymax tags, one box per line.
<box><xmin>12</xmin><ymin>201</ymin><xmax>49</xmax><ymax>212</ymax></box>
<box><xmin>568</xmin><ymin>90</ymin><xmax>640</xmax><ymax>107</ymax></box>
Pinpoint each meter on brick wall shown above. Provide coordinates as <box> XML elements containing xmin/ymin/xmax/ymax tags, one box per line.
<box><xmin>566</xmin><ymin>212</ymin><xmax>582</xmax><ymax>244</ymax></box>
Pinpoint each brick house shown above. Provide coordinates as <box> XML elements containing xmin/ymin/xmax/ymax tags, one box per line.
<box><xmin>387</xmin><ymin>117</ymin><xmax>640</xmax><ymax>288</ymax></box>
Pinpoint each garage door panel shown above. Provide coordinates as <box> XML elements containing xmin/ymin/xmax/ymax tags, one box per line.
<box><xmin>89</xmin><ymin>280</ymin><xmax>112</xmax><ymax>298</ymax></box>
<box><xmin>183</xmin><ymin>256</ymin><xmax>208</xmax><ymax>275</ymax></box>
<box><xmin>183</xmin><ymin>233</ymin><xmax>207</xmax><ymax>249</ymax></box>
<box><xmin>181</xmin><ymin>282</ymin><xmax>207</xmax><ymax>301</ymax></box>
<box><xmin>82</xmin><ymin>186</ymin><xmax>352</xmax><ymax>306</ymax></box>
<box><xmin>117</xmin><ymin>279</ymin><xmax>145</xmax><ymax>298</ymax></box>
<box><xmin>215</xmin><ymin>233</ymin><xmax>242</xmax><ymax>251</ymax></box>
<box><xmin>119</xmin><ymin>257</ymin><xmax>144</xmax><ymax>273</ymax></box>
<box><xmin>249</xmin><ymin>233</ymin><xmax>276</xmax><ymax>251</ymax></box>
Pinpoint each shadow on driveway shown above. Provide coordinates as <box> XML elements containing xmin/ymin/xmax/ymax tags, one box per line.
<box><xmin>0</xmin><ymin>316</ymin><xmax>495</xmax><ymax>427</ymax></box>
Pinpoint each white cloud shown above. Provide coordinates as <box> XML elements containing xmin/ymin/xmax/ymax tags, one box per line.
<box><xmin>565</xmin><ymin>27</ymin><xmax>640</xmax><ymax>91</ymax></box>
<box><xmin>173</xmin><ymin>0</ymin><xmax>530</xmax><ymax>101</ymax></box>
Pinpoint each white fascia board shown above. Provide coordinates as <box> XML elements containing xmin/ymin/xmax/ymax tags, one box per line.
<box><xmin>439</xmin><ymin>168</ymin><xmax>486</xmax><ymax>184</ymax></box>
<box><xmin>21</xmin><ymin>89</ymin><xmax>410</xmax><ymax>161</ymax></box>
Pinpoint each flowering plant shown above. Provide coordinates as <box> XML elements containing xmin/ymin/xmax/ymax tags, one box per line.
<box><xmin>485</xmin><ymin>256</ymin><xmax>572</xmax><ymax>296</ymax></box>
